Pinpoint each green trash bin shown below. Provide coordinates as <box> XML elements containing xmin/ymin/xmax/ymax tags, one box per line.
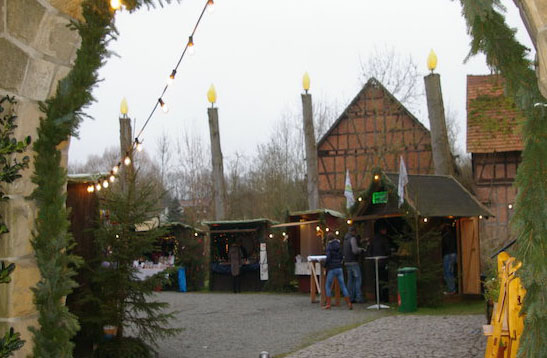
<box><xmin>397</xmin><ymin>267</ymin><xmax>417</xmax><ymax>312</ymax></box>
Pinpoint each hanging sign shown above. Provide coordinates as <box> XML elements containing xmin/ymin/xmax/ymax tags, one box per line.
<box><xmin>372</xmin><ymin>191</ymin><xmax>388</xmax><ymax>204</ymax></box>
<box><xmin>259</xmin><ymin>243</ymin><xmax>269</xmax><ymax>281</ymax></box>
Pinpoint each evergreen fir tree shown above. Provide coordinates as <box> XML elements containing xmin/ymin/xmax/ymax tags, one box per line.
<box><xmin>167</xmin><ymin>196</ymin><xmax>181</xmax><ymax>223</ymax></box>
<box><xmin>90</xmin><ymin>172</ymin><xmax>179</xmax><ymax>357</ymax></box>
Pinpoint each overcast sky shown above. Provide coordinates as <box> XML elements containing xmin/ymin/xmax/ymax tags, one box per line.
<box><xmin>68</xmin><ymin>0</ymin><xmax>534</xmax><ymax>167</ymax></box>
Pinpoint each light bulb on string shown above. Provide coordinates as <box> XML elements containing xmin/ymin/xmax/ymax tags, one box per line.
<box><xmin>102</xmin><ymin>180</ymin><xmax>109</xmax><ymax>189</ymax></box>
<box><xmin>112</xmin><ymin>164</ymin><xmax>120</xmax><ymax>174</ymax></box>
<box><xmin>124</xmin><ymin>155</ymin><xmax>131</xmax><ymax>166</ymax></box>
<box><xmin>158</xmin><ymin>98</ymin><xmax>169</xmax><ymax>113</ymax></box>
<box><xmin>187</xmin><ymin>36</ymin><xmax>195</xmax><ymax>56</ymax></box>
<box><xmin>95</xmin><ymin>183</ymin><xmax>102</xmax><ymax>192</ymax></box>
<box><xmin>87</xmin><ymin>185</ymin><xmax>95</xmax><ymax>193</ymax></box>
<box><xmin>109</xmin><ymin>175</ymin><xmax>116</xmax><ymax>183</ymax></box>
<box><xmin>110</xmin><ymin>0</ymin><xmax>122</xmax><ymax>11</ymax></box>
<box><xmin>167</xmin><ymin>69</ymin><xmax>176</xmax><ymax>85</ymax></box>
<box><xmin>207</xmin><ymin>0</ymin><xmax>215</xmax><ymax>13</ymax></box>
<box><xmin>136</xmin><ymin>139</ymin><xmax>143</xmax><ymax>152</ymax></box>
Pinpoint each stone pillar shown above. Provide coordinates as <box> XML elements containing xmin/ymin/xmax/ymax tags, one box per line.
<box><xmin>207</xmin><ymin>107</ymin><xmax>226</xmax><ymax>220</ymax></box>
<box><xmin>513</xmin><ymin>0</ymin><xmax>547</xmax><ymax>99</ymax></box>
<box><xmin>301</xmin><ymin>93</ymin><xmax>320</xmax><ymax>209</ymax></box>
<box><xmin>424</xmin><ymin>73</ymin><xmax>454</xmax><ymax>177</ymax></box>
<box><xmin>0</xmin><ymin>1</ymin><xmax>82</xmax><ymax>356</ymax></box>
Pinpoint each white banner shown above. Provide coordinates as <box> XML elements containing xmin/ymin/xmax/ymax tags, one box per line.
<box><xmin>259</xmin><ymin>243</ymin><xmax>269</xmax><ymax>281</ymax></box>
<box><xmin>398</xmin><ymin>155</ymin><xmax>408</xmax><ymax>207</ymax></box>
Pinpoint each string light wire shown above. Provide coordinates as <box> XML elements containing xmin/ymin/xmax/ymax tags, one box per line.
<box><xmin>88</xmin><ymin>0</ymin><xmax>215</xmax><ymax>192</ymax></box>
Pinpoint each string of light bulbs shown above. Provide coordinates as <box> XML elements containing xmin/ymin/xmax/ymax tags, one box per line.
<box><xmin>87</xmin><ymin>0</ymin><xmax>216</xmax><ymax>193</ymax></box>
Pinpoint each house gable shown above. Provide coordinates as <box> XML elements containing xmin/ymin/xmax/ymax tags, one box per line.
<box><xmin>318</xmin><ymin>78</ymin><xmax>433</xmax><ymax>211</ymax></box>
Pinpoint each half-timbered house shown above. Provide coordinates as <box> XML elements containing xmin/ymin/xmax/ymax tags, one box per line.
<box><xmin>466</xmin><ymin>75</ymin><xmax>524</xmax><ymax>262</ymax></box>
<box><xmin>317</xmin><ymin>78</ymin><xmax>434</xmax><ymax>210</ymax></box>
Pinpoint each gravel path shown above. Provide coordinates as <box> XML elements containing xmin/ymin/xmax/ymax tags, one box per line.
<box><xmin>155</xmin><ymin>292</ymin><xmax>385</xmax><ymax>358</ymax></box>
<box><xmin>285</xmin><ymin>314</ymin><xmax>486</xmax><ymax>358</ymax></box>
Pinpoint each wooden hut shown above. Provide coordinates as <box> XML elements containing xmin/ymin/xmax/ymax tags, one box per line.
<box><xmin>205</xmin><ymin>219</ymin><xmax>275</xmax><ymax>291</ymax></box>
<box><xmin>351</xmin><ymin>171</ymin><xmax>493</xmax><ymax>299</ymax></box>
<box><xmin>271</xmin><ymin>209</ymin><xmax>345</xmax><ymax>293</ymax></box>
<box><xmin>466</xmin><ymin>75</ymin><xmax>524</xmax><ymax>263</ymax></box>
<box><xmin>317</xmin><ymin>77</ymin><xmax>434</xmax><ymax>211</ymax></box>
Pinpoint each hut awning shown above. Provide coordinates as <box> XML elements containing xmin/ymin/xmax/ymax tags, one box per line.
<box><xmin>385</xmin><ymin>173</ymin><xmax>493</xmax><ymax>218</ymax></box>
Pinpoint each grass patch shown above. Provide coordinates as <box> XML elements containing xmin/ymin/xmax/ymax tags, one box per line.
<box><xmin>407</xmin><ymin>300</ymin><xmax>485</xmax><ymax>316</ymax></box>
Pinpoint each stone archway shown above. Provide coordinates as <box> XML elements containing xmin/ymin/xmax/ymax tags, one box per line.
<box><xmin>0</xmin><ymin>1</ymin><xmax>82</xmax><ymax>357</ymax></box>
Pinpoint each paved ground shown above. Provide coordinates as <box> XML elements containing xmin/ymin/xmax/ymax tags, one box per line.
<box><xmin>154</xmin><ymin>292</ymin><xmax>486</xmax><ymax>358</ymax></box>
<box><xmin>285</xmin><ymin>315</ymin><xmax>486</xmax><ymax>358</ymax></box>
<box><xmin>155</xmin><ymin>292</ymin><xmax>385</xmax><ymax>358</ymax></box>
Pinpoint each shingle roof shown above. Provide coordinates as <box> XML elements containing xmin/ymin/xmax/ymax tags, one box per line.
<box><xmin>466</xmin><ymin>75</ymin><xmax>524</xmax><ymax>153</ymax></box>
<box><xmin>384</xmin><ymin>173</ymin><xmax>493</xmax><ymax>218</ymax></box>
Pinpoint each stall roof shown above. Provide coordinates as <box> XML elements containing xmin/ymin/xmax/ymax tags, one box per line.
<box><xmin>162</xmin><ymin>221</ymin><xmax>206</xmax><ymax>234</ymax></box>
<box><xmin>384</xmin><ymin>173</ymin><xmax>494</xmax><ymax>218</ymax></box>
<box><xmin>203</xmin><ymin>218</ymin><xmax>277</xmax><ymax>230</ymax></box>
<box><xmin>67</xmin><ymin>173</ymin><xmax>109</xmax><ymax>183</ymax></box>
<box><xmin>289</xmin><ymin>209</ymin><xmax>346</xmax><ymax>219</ymax></box>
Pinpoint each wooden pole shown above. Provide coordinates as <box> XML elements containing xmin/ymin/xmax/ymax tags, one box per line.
<box><xmin>301</xmin><ymin>93</ymin><xmax>320</xmax><ymax>209</ymax></box>
<box><xmin>424</xmin><ymin>73</ymin><xmax>454</xmax><ymax>176</ymax></box>
<box><xmin>208</xmin><ymin>107</ymin><xmax>226</xmax><ymax>220</ymax></box>
<box><xmin>119</xmin><ymin>114</ymin><xmax>134</xmax><ymax>192</ymax></box>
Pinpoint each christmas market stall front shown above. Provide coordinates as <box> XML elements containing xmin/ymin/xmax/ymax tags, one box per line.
<box><xmin>270</xmin><ymin>209</ymin><xmax>345</xmax><ymax>293</ymax></box>
<box><xmin>205</xmin><ymin>219</ymin><xmax>275</xmax><ymax>291</ymax></box>
<box><xmin>350</xmin><ymin>171</ymin><xmax>493</xmax><ymax>305</ymax></box>
<box><xmin>154</xmin><ymin>222</ymin><xmax>207</xmax><ymax>291</ymax></box>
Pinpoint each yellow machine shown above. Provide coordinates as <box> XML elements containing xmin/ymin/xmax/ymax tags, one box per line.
<box><xmin>484</xmin><ymin>252</ymin><xmax>526</xmax><ymax>358</ymax></box>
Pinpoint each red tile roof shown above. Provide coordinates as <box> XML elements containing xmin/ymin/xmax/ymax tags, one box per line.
<box><xmin>466</xmin><ymin>75</ymin><xmax>524</xmax><ymax>153</ymax></box>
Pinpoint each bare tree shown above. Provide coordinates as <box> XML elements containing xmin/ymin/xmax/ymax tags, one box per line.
<box><xmin>156</xmin><ymin>131</ymin><xmax>172</xmax><ymax>189</ymax></box>
<box><xmin>359</xmin><ymin>45</ymin><xmax>423</xmax><ymax>114</ymax></box>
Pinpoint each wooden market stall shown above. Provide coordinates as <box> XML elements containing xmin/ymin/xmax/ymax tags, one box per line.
<box><xmin>271</xmin><ymin>209</ymin><xmax>345</xmax><ymax>293</ymax></box>
<box><xmin>351</xmin><ymin>171</ymin><xmax>493</xmax><ymax>302</ymax></box>
<box><xmin>205</xmin><ymin>218</ymin><xmax>275</xmax><ymax>292</ymax></box>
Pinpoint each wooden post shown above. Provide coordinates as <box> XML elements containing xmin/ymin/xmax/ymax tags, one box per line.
<box><xmin>301</xmin><ymin>93</ymin><xmax>320</xmax><ymax>209</ymax></box>
<box><xmin>424</xmin><ymin>73</ymin><xmax>454</xmax><ymax>176</ymax></box>
<box><xmin>208</xmin><ymin>107</ymin><xmax>226</xmax><ymax>220</ymax></box>
<box><xmin>119</xmin><ymin>114</ymin><xmax>134</xmax><ymax>192</ymax></box>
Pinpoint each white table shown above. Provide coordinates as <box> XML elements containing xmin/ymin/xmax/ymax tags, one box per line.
<box><xmin>366</xmin><ymin>256</ymin><xmax>390</xmax><ymax>310</ymax></box>
<box><xmin>134</xmin><ymin>266</ymin><xmax>170</xmax><ymax>281</ymax></box>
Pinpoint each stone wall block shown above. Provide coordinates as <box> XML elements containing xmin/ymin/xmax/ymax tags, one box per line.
<box><xmin>0</xmin><ymin>197</ymin><xmax>37</xmax><ymax>258</ymax></box>
<box><xmin>34</xmin><ymin>12</ymin><xmax>80</xmax><ymax>65</ymax></box>
<box><xmin>0</xmin><ymin>0</ymin><xmax>5</xmax><ymax>35</ymax></box>
<box><xmin>48</xmin><ymin>65</ymin><xmax>71</xmax><ymax>98</ymax></box>
<box><xmin>48</xmin><ymin>0</ymin><xmax>83</xmax><ymax>22</ymax></box>
<box><xmin>6</xmin><ymin>0</ymin><xmax>45</xmax><ymax>46</ymax></box>
<box><xmin>0</xmin><ymin>39</ymin><xmax>29</xmax><ymax>93</ymax></box>
<box><xmin>20</xmin><ymin>58</ymin><xmax>57</xmax><ymax>101</ymax></box>
<box><xmin>0</xmin><ymin>315</ymin><xmax>38</xmax><ymax>358</ymax></box>
<box><xmin>0</xmin><ymin>258</ymin><xmax>38</xmax><ymax>319</ymax></box>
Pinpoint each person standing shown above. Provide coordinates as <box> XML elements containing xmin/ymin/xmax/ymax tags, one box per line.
<box><xmin>229</xmin><ymin>242</ymin><xmax>242</xmax><ymax>293</ymax></box>
<box><xmin>343</xmin><ymin>226</ymin><xmax>366</xmax><ymax>303</ymax></box>
<box><xmin>324</xmin><ymin>233</ymin><xmax>352</xmax><ymax>310</ymax></box>
<box><xmin>442</xmin><ymin>223</ymin><xmax>457</xmax><ymax>295</ymax></box>
<box><xmin>367</xmin><ymin>224</ymin><xmax>391</xmax><ymax>302</ymax></box>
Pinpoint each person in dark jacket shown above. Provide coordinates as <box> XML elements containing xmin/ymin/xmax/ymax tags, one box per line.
<box><xmin>324</xmin><ymin>233</ymin><xmax>352</xmax><ymax>310</ymax></box>
<box><xmin>367</xmin><ymin>224</ymin><xmax>391</xmax><ymax>302</ymax></box>
<box><xmin>229</xmin><ymin>242</ymin><xmax>243</xmax><ymax>293</ymax></box>
<box><xmin>442</xmin><ymin>223</ymin><xmax>457</xmax><ymax>294</ymax></box>
<box><xmin>343</xmin><ymin>227</ymin><xmax>366</xmax><ymax>303</ymax></box>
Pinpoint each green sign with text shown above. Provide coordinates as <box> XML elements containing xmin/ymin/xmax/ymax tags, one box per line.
<box><xmin>372</xmin><ymin>191</ymin><xmax>388</xmax><ymax>204</ymax></box>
